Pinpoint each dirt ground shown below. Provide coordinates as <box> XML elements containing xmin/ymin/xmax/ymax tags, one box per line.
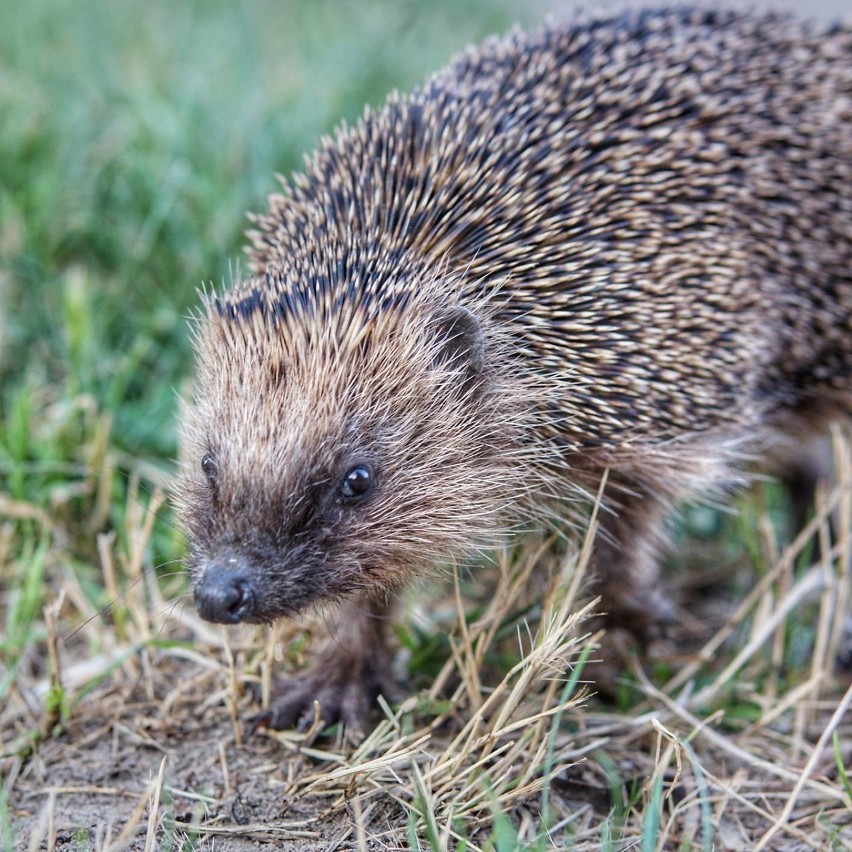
<box><xmin>5</xmin><ymin>530</ymin><xmax>852</xmax><ymax>851</ymax></box>
<box><xmin>3</xmin><ymin>588</ymin><xmax>614</xmax><ymax>850</ymax></box>
<box><xmin>8</xmin><ymin>654</ymin><xmax>361</xmax><ymax>850</ymax></box>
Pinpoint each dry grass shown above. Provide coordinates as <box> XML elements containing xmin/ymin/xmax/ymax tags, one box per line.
<box><xmin>1</xmin><ymin>431</ymin><xmax>851</xmax><ymax>850</ymax></box>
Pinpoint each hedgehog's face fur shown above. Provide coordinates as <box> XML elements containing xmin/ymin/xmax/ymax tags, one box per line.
<box><xmin>176</xmin><ymin>269</ymin><xmax>531</xmax><ymax>624</ymax></box>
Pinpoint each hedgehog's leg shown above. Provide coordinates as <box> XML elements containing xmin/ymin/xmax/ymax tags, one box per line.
<box><xmin>771</xmin><ymin>430</ymin><xmax>834</xmax><ymax>539</ymax></box>
<box><xmin>250</xmin><ymin>596</ymin><xmax>400</xmax><ymax>737</ymax></box>
<box><xmin>591</xmin><ymin>485</ymin><xmax>677</xmax><ymax>643</ymax></box>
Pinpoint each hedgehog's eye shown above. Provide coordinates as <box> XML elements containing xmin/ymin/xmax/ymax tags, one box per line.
<box><xmin>201</xmin><ymin>452</ymin><xmax>218</xmax><ymax>485</ymax></box>
<box><xmin>340</xmin><ymin>464</ymin><xmax>372</xmax><ymax>500</ymax></box>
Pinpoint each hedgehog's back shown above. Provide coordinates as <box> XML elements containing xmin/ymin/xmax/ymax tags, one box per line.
<box><xmin>246</xmin><ymin>8</ymin><xmax>852</xmax><ymax>443</ymax></box>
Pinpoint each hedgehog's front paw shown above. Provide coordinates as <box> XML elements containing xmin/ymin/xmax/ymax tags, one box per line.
<box><xmin>249</xmin><ymin>597</ymin><xmax>401</xmax><ymax>739</ymax></box>
<box><xmin>249</xmin><ymin>655</ymin><xmax>401</xmax><ymax>738</ymax></box>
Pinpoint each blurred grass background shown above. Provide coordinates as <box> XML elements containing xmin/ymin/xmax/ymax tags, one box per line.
<box><xmin>1</xmin><ymin>0</ymin><xmax>526</xmax><ymax>463</ymax></box>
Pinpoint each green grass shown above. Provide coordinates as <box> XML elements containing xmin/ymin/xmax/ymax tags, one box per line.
<box><xmin>1</xmin><ymin>0</ymin><xmax>522</xmax><ymax>458</ymax></box>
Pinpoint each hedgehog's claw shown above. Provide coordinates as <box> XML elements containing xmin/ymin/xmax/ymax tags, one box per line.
<box><xmin>247</xmin><ymin>597</ymin><xmax>401</xmax><ymax>740</ymax></box>
<box><xmin>248</xmin><ymin>657</ymin><xmax>401</xmax><ymax>740</ymax></box>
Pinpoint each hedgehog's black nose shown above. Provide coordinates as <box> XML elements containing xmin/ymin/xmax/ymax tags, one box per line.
<box><xmin>194</xmin><ymin>558</ymin><xmax>257</xmax><ymax>624</ymax></box>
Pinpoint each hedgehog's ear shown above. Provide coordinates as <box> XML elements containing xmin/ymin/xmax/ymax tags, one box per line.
<box><xmin>430</xmin><ymin>306</ymin><xmax>486</xmax><ymax>388</ymax></box>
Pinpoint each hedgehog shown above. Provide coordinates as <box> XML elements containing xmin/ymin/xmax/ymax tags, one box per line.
<box><xmin>176</xmin><ymin>7</ymin><xmax>852</xmax><ymax>732</ymax></box>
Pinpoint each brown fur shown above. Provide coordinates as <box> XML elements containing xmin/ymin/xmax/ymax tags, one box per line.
<box><xmin>176</xmin><ymin>7</ymin><xmax>852</xmax><ymax>730</ymax></box>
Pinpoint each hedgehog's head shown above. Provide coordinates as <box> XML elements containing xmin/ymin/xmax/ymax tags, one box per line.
<box><xmin>176</xmin><ymin>256</ymin><xmax>530</xmax><ymax>625</ymax></box>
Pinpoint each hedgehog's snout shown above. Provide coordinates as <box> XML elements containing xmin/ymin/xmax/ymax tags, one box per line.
<box><xmin>194</xmin><ymin>555</ymin><xmax>258</xmax><ymax>624</ymax></box>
